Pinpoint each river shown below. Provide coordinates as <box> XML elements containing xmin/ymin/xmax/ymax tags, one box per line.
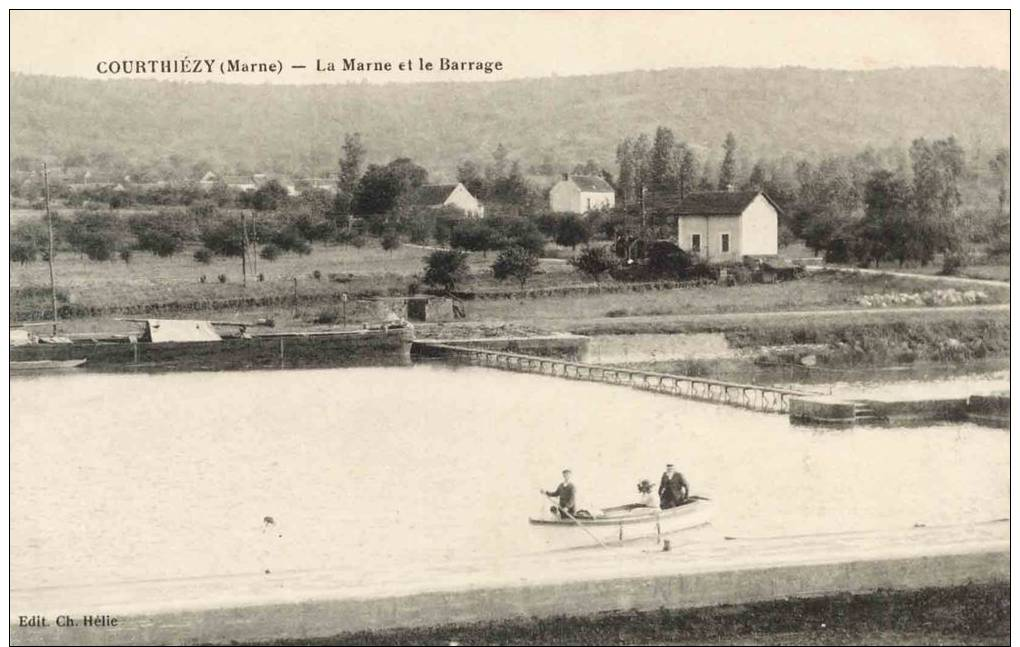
<box><xmin>10</xmin><ymin>365</ymin><xmax>1009</xmax><ymax>592</ymax></box>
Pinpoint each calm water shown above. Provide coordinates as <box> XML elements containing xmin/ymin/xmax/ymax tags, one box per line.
<box><xmin>11</xmin><ymin>366</ymin><xmax>1009</xmax><ymax>591</ymax></box>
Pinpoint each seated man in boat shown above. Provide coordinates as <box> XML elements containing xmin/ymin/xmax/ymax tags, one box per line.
<box><xmin>658</xmin><ymin>463</ymin><xmax>689</xmax><ymax>510</ymax></box>
<box><xmin>541</xmin><ymin>469</ymin><xmax>576</xmax><ymax>519</ymax></box>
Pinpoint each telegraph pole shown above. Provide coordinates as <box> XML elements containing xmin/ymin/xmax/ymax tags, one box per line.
<box><xmin>241</xmin><ymin>212</ymin><xmax>249</xmax><ymax>287</ymax></box>
<box><xmin>43</xmin><ymin>162</ymin><xmax>58</xmax><ymax>336</ymax></box>
<box><xmin>250</xmin><ymin>211</ymin><xmax>258</xmax><ymax>277</ymax></box>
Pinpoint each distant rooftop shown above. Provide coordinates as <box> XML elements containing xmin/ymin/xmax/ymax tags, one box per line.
<box><xmin>564</xmin><ymin>175</ymin><xmax>614</xmax><ymax>193</ymax></box>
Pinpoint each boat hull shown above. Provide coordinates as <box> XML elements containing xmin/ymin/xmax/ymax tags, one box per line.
<box><xmin>529</xmin><ymin>499</ymin><xmax>711</xmax><ymax>551</ymax></box>
<box><xmin>9</xmin><ymin>328</ymin><xmax>413</xmax><ymax>372</ymax></box>
<box><xmin>10</xmin><ymin>359</ymin><xmax>87</xmax><ymax>371</ymax></box>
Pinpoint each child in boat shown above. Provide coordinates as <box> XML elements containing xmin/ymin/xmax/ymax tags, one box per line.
<box><xmin>637</xmin><ymin>479</ymin><xmax>659</xmax><ymax>508</ymax></box>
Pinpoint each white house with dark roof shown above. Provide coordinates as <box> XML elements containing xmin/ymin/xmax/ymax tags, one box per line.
<box><xmin>408</xmin><ymin>182</ymin><xmax>483</xmax><ymax>217</ymax></box>
<box><xmin>671</xmin><ymin>190</ymin><xmax>780</xmax><ymax>263</ymax></box>
<box><xmin>549</xmin><ymin>174</ymin><xmax>616</xmax><ymax>213</ymax></box>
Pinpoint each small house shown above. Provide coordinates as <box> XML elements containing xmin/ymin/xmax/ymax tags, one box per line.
<box><xmin>549</xmin><ymin>174</ymin><xmax>616</xmax><ymax>213</ymax></box>
<box><xmin>673</xmin><ymin>190</ymin><xmax>780</xmax><ymax>263</ymax></box>
<box><xmin>408</xmin><ymin>183</ymin><xmax>484</xmax><ymax>217</ymax></box>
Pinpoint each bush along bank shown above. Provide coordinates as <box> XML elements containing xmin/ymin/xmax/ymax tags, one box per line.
<box><xmin>727</xmin><ymin>318</ymin><xmax>1010</xmax><ymax>369</ymax></box>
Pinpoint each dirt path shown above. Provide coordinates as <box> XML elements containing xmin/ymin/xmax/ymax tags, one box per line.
<box><xmin>809</xmin><ymin>265</ymin><xmax>1010</xmax><ymax>288</ymax></box>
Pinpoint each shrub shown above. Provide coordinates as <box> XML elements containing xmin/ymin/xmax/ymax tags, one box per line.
<box><xmin>312</xmin><ymin>308</ymin><xmax>340</xmax><ymax>325</ymax></box>
<box><xmin>555</xmin><ymin>214</ymin><xmax>591</xmax><ymax>250</ymax></box>
<box><xmin>381</xmin><ymin>230</ymin><xmax>401</xmax><ymax>252</ymax></box>
<box><xmin>217</xmin><ymin>273</ymin><xmax>228</xmax><ymax>283</ymax></box>
<box><xmin>199</xmin><ymin>219</ymin><xmax>244</xmax><ymax>257</ymax></box>
<box><xmin>119</xmin><ymin>249</ymin><xmax>132</xmax><ymax>264</ymax></box>
<box><xmin>940</xmin><ymin>253</ymin><xmax>964</xmax><ymax>276</ymax></box>
<box><xmin>312</xmin><ymin>269</ymin><xmax>322</xmax><ymax>280</ymax></box>
<box><xmin>129</xmin><ymin>211</ymin><xmax>193</xmax><ymax>257</ymax></box>
<box><xmin>350</xmin><ymin>235</ymin><xmax>366</xmax><ymax>248</ymax></box>
<box><xmin>646</xmin><ymin>241</ymin><xmax>692</xmax><ymax>279</ymax></box>
<box><xmin>193</xmin><ymin>248</ymin><xmax>213</xmax><ymax>264</ymax></box>
<box><xmin>259</xmin><ymin>244</ymin><xmax>280</xmax><ymax>261</ymax></box>
<box><xmin>492</xmin><ymin>245</ymin><xmax>540</xmax><ymax>288</ymax></box>
<box><xmin>407</xmin><ymin>219</ymin><xmax>432</xmax><ymax>244</ymax></box>
<box><xmin>10</xmin><ymin>241</ymin><xmax>37</xmax><ymax>264</ymax></box>
<box><xmin>199</xmin><ymin>274</ymin><xmax>207</xmax><ymax>283</ymax></box>
<box><xmin>569</xmin><ymin>246</ymin><xmax>618</xmax><ymax>283</ymax></box>
<box><xmin>451</xmin><ymin>220</ymin><xmax>503</xmax><ymax>255</ymax></box>
<box><xmin>423</xmin><ymin>249</ymin><xmax>469</xmax><ymax>292</ymax></box>
<box><xmin>65</xmin><ymin>210</ymin><xmax>125</xmax><ymax>261</ymax></box>
<box><xmin>257</xmin><ymin>273</ymin><xmax>265</xmax><ymax>282</ymax></box>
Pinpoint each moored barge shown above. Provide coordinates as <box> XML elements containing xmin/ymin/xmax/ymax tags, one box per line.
<box><xmin>10</xmin><ymin>319</ymin><xmax>414</xmax><ymax>372</ymax></box>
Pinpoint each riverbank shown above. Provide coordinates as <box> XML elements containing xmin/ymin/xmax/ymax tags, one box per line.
<box><xmin>282</xmin><ymin>582</ymin><xmax>1009</xmax><ymax>646</ymax></box>
<box><xmin>9</xmin><ymin>521</ymin><xmax>1008</xmax><ymax>645</ymax></box>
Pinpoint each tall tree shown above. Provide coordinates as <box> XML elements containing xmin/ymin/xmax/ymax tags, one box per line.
<box><xmin>717</xmin><ymin>132</ymin><xmax>738</xmax><ymax>190</ymax></box>
<box><xmin>910</xmin><ymin>137</ymin><xmax>965</xmax><ymax>261</ymax></box>
<box><xmin>488</xmin><ymin>143</ymin><xmax>510</xmax><ymax>182</ymax></box>
<box><xmin>338</xmin><ymin>133</ymin><xmax>365</xmax><ymax>195</ymax></box>
<box><xmin>648</xmin><ymin>126</ymin><xmax>679</xmax><ymax>191</ymax></box>
<box><xmin>989</xmin><ymin>147</ymin><xmax>1010</xmax><ymax>216</ymax></box>
<box><xmin>615</xmin><ymin>137</ymin><xmax>636</xmax><ymax>206</ymax></box>
<box><xmin>854</xmin><ymin>169</ymin><xmax>913</xmax><ymax>266</ymax></box>
<box><xmin>457</xmin><ymin>159</ymin><xmax>486</xmax><ymax>199</ymax></box>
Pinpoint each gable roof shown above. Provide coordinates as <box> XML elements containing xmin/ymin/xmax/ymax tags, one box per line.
<box><xmin>566</xmin><ymin>175</ymin><xmax>614</xmax><ymax>193</ymax></box>
<box><xmin>675</xmin><ymin>190</ymin><xmax>782</xmax><ymax>216</ymax></box>
<box><xmin>409</xmin><ymin>183</ymin><xmax>460</xmax><ymax>206</ymax></box>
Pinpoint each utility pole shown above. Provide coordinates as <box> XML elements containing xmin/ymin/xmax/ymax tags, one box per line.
<box><xmin>640</xmin><ymin>184</ymin><xmax>647</xmax><ymax>238</ymax></box>
<box><xmin>250</xmin><ymin>211</ymin><xmax>258</xmax><ymax>277</ymax></box>
<box><xmin>43</xmin><ymin>162</ymin><xmax>58</xmax><ymax>336</ymax></box>
<box><xmin>241</xmin><ymin>212</ymin><xmax>249</xmax><ymax>287</ymax></box>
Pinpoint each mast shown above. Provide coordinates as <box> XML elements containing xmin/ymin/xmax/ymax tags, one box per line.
<box><xmin>43</xmin><ymin>162</ymin><xmax>58</xmax><ymax>336</ymax></box>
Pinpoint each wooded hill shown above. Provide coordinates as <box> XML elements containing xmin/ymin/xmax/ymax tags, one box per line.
<box><xmin>10</xmin><ymin>66</ymin><xmax>1008</xmax><ymax>179</ymax></box>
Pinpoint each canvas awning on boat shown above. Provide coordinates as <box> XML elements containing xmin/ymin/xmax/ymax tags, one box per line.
<box><xmin>9</xmin><ymin>329</ymin><xmax>33</xmax><ymax>346</ymax></box>
<box><xmin>141</xmin><ymin>319</ymin><xmax>222</xmax><ymax>343</ymax></box>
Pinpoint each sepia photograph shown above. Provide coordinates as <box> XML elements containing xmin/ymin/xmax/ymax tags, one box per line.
<box><xmin>7</xmin><ymin>8</ymin><xmax>1011</xmax><ymax>645</ymax></box>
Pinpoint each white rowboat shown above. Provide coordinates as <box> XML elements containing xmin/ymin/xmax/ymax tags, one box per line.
<box><xmin>529</xmin><ymin>496</ymin><xmax>711</xmax><ymax>551</ymax></box>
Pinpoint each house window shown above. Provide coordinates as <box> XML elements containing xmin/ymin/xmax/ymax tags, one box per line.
<box><xmin>721</xmin><ymin>233</ymin><xmax>730</xmax><ymax>253</ymax></box>
<box><xmin>586</xmin><ymin>198</ymin><xmax>592</xmax><ymax>210</ymax></box>
<box><xmin>691</xmin><ymin>234</ymin><xmax>701</xmax><ymax>252</ymax></box>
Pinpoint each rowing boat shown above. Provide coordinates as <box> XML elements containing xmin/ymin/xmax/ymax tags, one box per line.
<box><xmin>529</xmin><ymin>496</ymin><xmax>711</xmax><ymax>550</ymax></box>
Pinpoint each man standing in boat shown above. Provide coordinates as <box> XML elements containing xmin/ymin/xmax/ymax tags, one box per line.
<box><xmin>541</xmin><ymin>469</ymin><xmax>576</xmax><ymax>519</ymax></box>
<box><xmin>659</xmin><ymin>463</ymin><xmax>689</xmax><ymax>509</ymax></box>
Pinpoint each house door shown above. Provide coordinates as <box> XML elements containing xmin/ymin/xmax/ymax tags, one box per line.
<box><xmin>691</xmin><ymin>234</ymin><xmax>701</xmax><ymax>253</ymax></box>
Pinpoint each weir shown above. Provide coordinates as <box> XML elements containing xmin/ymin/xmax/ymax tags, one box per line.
<box><xmin>415</xmin><ymin>342</ymin><xmax>810</xmax><ymax>414</ymax></box>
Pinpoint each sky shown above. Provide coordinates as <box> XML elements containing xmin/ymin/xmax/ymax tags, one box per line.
<box><xmin>10</xmin><ymin>10</ymin><xmax>1010</xmax><ymax>85</ymax></box>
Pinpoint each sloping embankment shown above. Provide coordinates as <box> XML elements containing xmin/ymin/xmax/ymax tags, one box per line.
<box><xmin>10</xmin><ymin>521</ymin><xmax>1008</xmax><ymax>646</ymax></box>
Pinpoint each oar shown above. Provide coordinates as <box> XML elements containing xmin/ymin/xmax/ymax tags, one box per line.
<box><xmin>543</xmin><ymin>493</ymin><xmax>611</xmax><ymax>550</ymax></box>
<box><xmin>558</xmin><ymin>506</ymin><xmax>611</xmax><ymax>550</ymax></box>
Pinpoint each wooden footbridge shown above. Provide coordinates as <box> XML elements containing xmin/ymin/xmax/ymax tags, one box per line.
<box><xmin>415</xmin><ymin>342</ymin><xmax>811</xmax><ymax>414</ymax></box>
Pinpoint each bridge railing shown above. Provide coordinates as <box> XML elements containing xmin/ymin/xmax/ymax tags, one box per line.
<box><xmin>418</xmin><ymin>342</ymin><xmax>811</xmax><ymax>414</ymax></box>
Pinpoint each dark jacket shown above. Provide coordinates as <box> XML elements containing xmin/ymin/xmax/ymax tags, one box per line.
<box><xmin>659</xmin><ymin>471</ymin><xmax>689</xmax><ymax>507</ymax></box>
<box><xmin>545</xmin><ymin>482</ymin><xmax>576</xmax><ymax>511</ymax></box>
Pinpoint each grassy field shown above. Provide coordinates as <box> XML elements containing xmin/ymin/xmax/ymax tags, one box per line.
<box><xmin>467</xmin><ymin>270</ymin><xmax>1009</xmax><ymax>323</ymax></box>
<box><xmin>267</xmin><ymin>582</ymin><xmax>1009</xmax><ymax>646</ymax></box>
<box><xmin>10</xmin><ymin>241</ymin><xmax>578</xmax><ymax>317</ymax></box>
<box><xmin>10</xmin><ymin>236</ymin><xmax>1009</xmax><ymax>324</ymax></box>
